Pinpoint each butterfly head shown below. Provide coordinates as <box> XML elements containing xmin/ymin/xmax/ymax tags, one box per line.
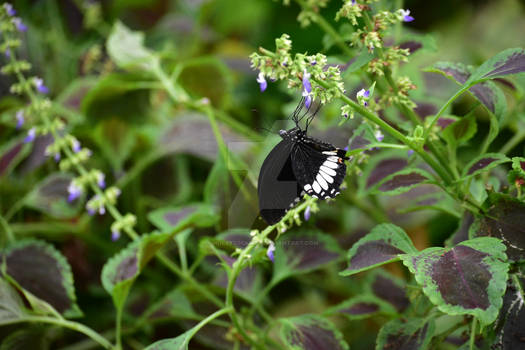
<box><xmin>279</xmin><ymin>127</ymin><xmax>305</xmax><ymax>141</ymax></box>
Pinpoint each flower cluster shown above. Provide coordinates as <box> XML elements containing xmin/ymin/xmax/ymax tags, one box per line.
<box><xmin>378</xmin><ymin>76</ymin><xmax>417</xmax><ymax>109</ymax></box>
<box><xmin>250</xmin><ymin>34</ymin><xmax>345</xmax><ymax>105</ymax></box>
<box><xmin>1</xmin><ymin>2</ymin><xmax>136</xmax><ymax>241</ymax></box>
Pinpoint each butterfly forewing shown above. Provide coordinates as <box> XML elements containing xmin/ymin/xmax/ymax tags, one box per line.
<box><xmin>291</xmin><ymin>136</ymin><xmax>347</xmax><ymax>199</ymax></box>
<box><xmin>258</xmin><ymin>139</ymin><xmax>303</xmax><ymax>224</ymax></box>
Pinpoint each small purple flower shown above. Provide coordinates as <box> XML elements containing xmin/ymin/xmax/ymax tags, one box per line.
<box><xmin>374</xmin><ymin>130</ymin><xmax>384</xmax><ymax>142</ymax></box>
<box><xmin>15</xmin><ymin>110</ymin><xmax>24</xmax><ymax>129</ymax></box>
<box><xmin>97</xmin><ymin>173</ymin><xmax>106</xmax><ymax>189</ymax></box>
<box><xmin>302</xmin><ymin>70</ymin><xmax>312</xmax><ymax>94</ymax></box>
<box><xmin>99</xmin><ymin>206</ymin><xmax>106</xmax><ymax>215</ymax></box>
<box><xmin>34</xmin><ymin>78</ymin><xmax>49</xmax><ymax>94</ymax></box>
<box><xmin>304</xmin><ymin>93</ymin><xmax>312</xmax><ymax>109</ymax></box>
<box><xmin>24</xmin><ymin>128</ymin><xmax>35</xmax><ymax>143</ymax></box>
<box><xmin>343</xmin><ymin>146</ymin><xmax>349</xmax><ymax>151</ymax></box>
<box><xmin>12</xmin><ymin>18</ymin><xmax>27</xmax><ymax>32</ymax></box>
<box><xmin>356</xmin><ymin>89</ymin><xmax>370</xmax><ymax>99</ymax></box>
<box><xmin>111</xmin><ymin>230</ymin><xmax>121</xmax><ymax>241</ymax></box>
<box><xmin>351</xmin><ymin>0</ymin><xmax>356</xmax><ymax>4</ymax></box>
<box><xmin>407</xmin><ymin>149</ymin><xmax>414</xmax><ymax>156</ymax></box>
<box><xmin>400</xmin><ymin>9</ymin><xmax>414</xmax><ymax>22</ymax></box>
<box><xmin>304</xmin><ymin>206</ymin><xmax>311</xmax><ymax>221</ymax></box>
<box><xmin>72</xmin><ymin>139</ymin><xmax>81</xmax><ymax>153</ymax></box>
<box><xmin>5</xmin><ymin>49</ymin><xmax>10</xmax><ymax>58</ymax></box>
<box><xmin>256</xmin><ymin>72</ymin><xmax>267</xmax><ymax>92</ymax></box>
<box><xmin>266</xmin><ymin>242</ymin><xmax>275</xmax><ymax>262</ymax></box>
<box><xmin>67</xmin><ymin>182</ymin><xmax>82</xmax><ymax>202</ymax></box>
<box><xmin>311</xmin><ymin>60</ymin><xmax>317</xmax><ymax>66</ymax></box>
<box><xmin>87</xmin><ymin>207</ymin><xmax>95</xmax><ymax>216</ymax></box>
<box><xmin>4</xmin><ymin>3</ymin><xmax>16</xmax><ymax>16</ymax></box>
<box><xmin>54</xmin><ymin>153</ymin><xmax>61</xmax><ymax>162</ymax></box>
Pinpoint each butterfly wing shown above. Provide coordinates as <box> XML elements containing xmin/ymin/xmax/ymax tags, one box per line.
<box><xmin>258</xmin><ymin>139</ymin><xmax>303</xmax><ymax>224</ymax></box>
<box><xmin>291</xmin><ymin>137</ymin><xmax>348</xmax><ymax>199</ymax></box>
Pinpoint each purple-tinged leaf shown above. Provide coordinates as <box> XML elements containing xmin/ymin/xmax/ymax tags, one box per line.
<box><xmin>376</xmin><ymin>318</ymin><xmax>435</xmax><ymax>350</ymax></box>
<box><xmin>5</xmin><ymin>240</ymin><xmax>81</xmax><ymax>317</ymax></box>
<box><xmin>17</xmin><ymin>134</ymin><xmax>54</xmax><ymax>174</ymax></box>
<box><xmin>462</xmin><ymin>153</ymin><xmax>510</xmax><ymax>179</ymax></box>
<box><xmin>442</xmin><ymin>114</ymin><xmax>477</xmax><ymax>147</ymax></box>
<box><xmin>436</xmin><ymin>117</ymin><xmax>456</xmax><ymax>130</ymax></box>
<box><xmin>467</xmin><ymin>48</ymin><xmax>525</xmax><ymax>84</ymax></box>
<box><xmin>274</xmin><ymin>232</ymin><xmax>341</xmax><ymax>281</ymax></box>
<box><xmin>365</xmin><ymin>158</ymin><xmax>408</xmax><ymax>189</ymax></box>
<box><xmin>401</xmin><ymin>237</ymin><xmax>509</xmax><ymax>325</ymax></box>
<box><xmin>414</xmin><ymin>102</ymin><xmax>437</xmax><ymax>119</ymax></box>
<box><xmin>447</xmin><ymin>212</ymin><xmax>474</xmax><ymax>246</ymax></box>
<box><xmin>143</xmin><ymin>288</ymin><xmax>197</xmax><ymax>321</ymax></box>
<box><xmin>370</xmin><ymin>273</ymin><xmax>410</xmax><ymax>312</ymax></box>
<box><xmin>340</xmin><ymin>224</ymin><xmax>417</xmax><ymax>276</ymax></box>
<box><xmin>470</xmin><ymin>193</ymin><xmax>525</xmax><ymax>261</ymax></box>
<box><xmin>493</xmin><ymin>277</ymin><xmax>525</xmax><ymax>349</ymax></box>
<box><xmin>371</xmin><ymin>168</ymin><xmax>432</xmax><ymax>196</ymax></box>
<box><xmin>0</xmin><ymin>142</ymin><xmax>25</xmax><ymax>177</ymax></box>
<box><xmin>399</xmin><ymin>41</ymin><xmax>422</xmax><ymax>54</ymax></box>
<box><xmin>102</xmin><ymin>232</ymin><xmax>175</xmax><ymax>308</ymax></box>
<box><xmin>325</xmin><ymin>295</ymin><xmax>397</xmax><ymax>320</ymax></box>
<box><xmin>24</xmin><ymin>173</ymin><xmax>82</xmax><ymax>219</ymax></box>
<box><xmin>148</xmin><ymin>204</ymin><xmax>218</xmax><ymax>232</ymax></box>
<box><xmin>428</xmin><ymin>62</ymin><xmax>507</xmax><ymax>119</ymax></box>
<box><xmin>280</xmin><ymin>315</ymin><xmax>349</xmax><ymax>350</ymax></box>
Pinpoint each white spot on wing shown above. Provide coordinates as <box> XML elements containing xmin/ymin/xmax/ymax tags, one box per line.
<box><xmin>316</xmin><ymin>174</ymin><xmax>328</xmax><ymax>190</ymax></box>
<box><xmin>322</xmin><ymin>151</ymin><xmax>337</xmax><ymax>155</ymax></box>
<box><xmin>323</xmin><ymin>161</ymin><xmax>338</xmax><ymax>169</ymax></box>
<box><xmin>312</xmin><ymin>181</ymin><xmax>321</xmax><ymax>193</ymax></box>
<box><xmin>320</xmin><ymin>166</ymin><xmax>336</xmax><ymax>176</ymax></box>
<box><xmin>304</xmin><ymin>184</ymin><xmax>312</xmax><ymax>191</ymax></box>
<box><xmin>319</xmin><ymin>170</ymin><xmax>333</xmax><ymax>183</ymax></box>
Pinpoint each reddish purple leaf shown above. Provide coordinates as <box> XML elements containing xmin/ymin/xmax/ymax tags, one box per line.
<box><xmin>378</xmin><ymin>172</ymin><xmax>428</xmax><ymax>192</ymax></box>
<box><xmin>377</xmin><ymin>319</ymin><xmax>435</xmax><ymax>350</ymax></box>
<box><xmin>0</xmin><ymin>143</ymin><xmax>23</xmax><ymax>176</ymax></box>
<box><xmin>280</xmin><ymin>315</ymin><xmax>348</xmax><ymax>350</ymax></box>
<box><xmin>349</xmin><ymin>241</ymin><xmax>404</xmax><ymax>271</ymax></box>
<box><xmin>372</xmin><ymin>275</ymin><xmax>410</xmax><ymax>312</ymax></box>
<box><xmin>366</xmin><ymin>158</ymin><xmax>407</xmax><ymax>188</ymax></box>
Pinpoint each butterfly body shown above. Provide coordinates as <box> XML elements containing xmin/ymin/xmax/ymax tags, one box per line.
<box><xmin>258</xmin><ymin>125</ymin><xmax>349</xmax><ymax>225</ymax></box>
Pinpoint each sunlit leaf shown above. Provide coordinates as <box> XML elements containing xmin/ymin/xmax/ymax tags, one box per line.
<box><xmin>4</xmin><ymin>240</ymin><xmax>81</xmax><ymax>317</ymax></box>
<box><xmin>401</xmin><ymin>237</ymin><xmax>508</xmax><ymax>325</ymax></box>
<box><xmin>340</xmin><ymin>224</ymin><xmax>417</xmax><ymax>276</ymax></box>
<box><xmin>107</xmin><ymin>21</ymin><xmax>154</xmax><ymax>70</ymax></box>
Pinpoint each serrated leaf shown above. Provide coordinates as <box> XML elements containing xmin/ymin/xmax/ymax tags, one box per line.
<box><xmin>375</xmin><ymin>318</ymin><xmax>435</xmax><ymax>350</ymax></box>
<box><xmin>273</xmin><ymin>231</ymin><xmax>341</xmax><ymax>282</ymax></box>
<box><xmin>325</xmin><ymin>295</ymin><xmax>397</xmax><ymax>320</ymax></box>
<box><xmin>461</xmin><ymin>153</ymin><xmax>510</xmax><ymax>179</ymax></box>
<box><xmin>340</xmin><ymin>224</ymin><xmax>417</xmax><ymax>276</ymax></box>
<box><xmin>24</xmin><ymin>173</ymin><xmax>82</xmax><ymax>219</ymax></box>
<box><xmin>470</xmin><ymin>193</ymin><xmax>525</xmax><ymax>262</ymax></box>
<box><xmin>428</xmin><ymin>62</ymin><xmax>507</xmax><ymax>120</ymax></box>
<box><xmin>370</xmin><ymin>168</ymin><xmax>433</xmax><ymax>196</ymax></box>
<box><xmin>400</xmin><ymin>237</ymin><xmax>509</xmax><ymax>325</ymax></box>
<box><xmin>148</xmin><ymin>204</ymin><xmax>218</xmax><ymax>233</ymax></box>
<box><xmin>107</xmin><ymin>21</ymin><xmax>154</xmax><ymax>70</ymax></box>
<box><xmin>4</xmin><ymin>240</ymin><xmax>81</xmax><ymax>317</ymax></box>
<box><xmin>101</xmin><ymin>232</ymin><xmax>174</xmax><ymax>309</ymax></box>
<box><xmin>467</xmin><ymin>48</ymin><xmax>525</xmax><ymax>84</ymax></box>
<box><xmin>279</xmin><ymin>314</ymin><xmax>349</xmax><ymax>350</ymax></box>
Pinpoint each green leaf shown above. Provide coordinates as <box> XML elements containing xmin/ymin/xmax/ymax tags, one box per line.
<box><xmin>340</xmin><ymin>224</ymin><xmax>417</xmax><ymax>276</ymax></box>
<box><xmin>461</xmin><ymin>153</ymin><xmax>510</xmax><ymax>179</ymax></box>
<box><xmin>325</xmin><ymin>295</ymin><xmax>398</xmax><ymax>320</ymax></box>
<box><xmin>101</xmin><ymin>232</ymin><xmax>174</xmax><ymax>309</ymax></box>
<box><xmin>24</xmin><ymin>173</ymin><xmax>82</xmax><ymax>219</ymax></box>
<box><xmin>369</xmin><ymin>168</ymin><xmax>434</xmax><ymax>196</ymax></box>
<box><xmin>343</xmin><ymin>50</ymin><xmax>375</xmax><ymax>77</ymax></box>
<box><xmin>144</xmin><ymin>331</ymin><xmax>189</xmax><ymax>350</ymax></box>
<box><xmin>400</xmin><ymin>237</ymin><xmax>509</xmax><ymax>325</ymax></box>
<box><xmin>467</xmin><ymin>48</ymin><xmax>525</xmax><ymax>84</ymax></box>
<box><xmin>107</xmin><ymin>21</ymin><xmax>154</xmax><ymax>70</ymax></box>
<box><xmin>442</xmin><ymin>114</ymin><xmax>477</xmax><ymax>148</ymax></box>
<box><xmin>0</xmin><ymin>278</ymin><xmax>25</xmax><ymax>325</ymax></box>
<box><xmin>148</xmin><ymin>204</ymin><xmax>218</xmax><ymax>233</ymax></box>
<box><xmin>141</xmin><ymin>288</ymin><xmax>198</xmax><ymax>322</ymax></box>
<box><xmin>375</xmin><ymin>318</ymin><xmax>435</xmax><ymax>350</ymax></box>
<box><xmin>279</xmin><ymin>314</ymin><xmax>349</xmax><ymax>350</ymax></box>
<box><xmin>4</xmin><ymin>239</ymin><xmax>81</xmax><ymax>317</ymax></box>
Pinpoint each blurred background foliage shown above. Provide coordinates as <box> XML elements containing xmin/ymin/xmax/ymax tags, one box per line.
<box><xmin>1</xmin><ymin>0</ymin><xmax>525</xmax><ymax>349</ymax></box>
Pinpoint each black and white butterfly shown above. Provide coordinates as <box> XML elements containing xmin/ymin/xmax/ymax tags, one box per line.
<box><xmin>258</xmin><ymin>100</ymin><xmax>349</xmax><ymax>225</ymax></box>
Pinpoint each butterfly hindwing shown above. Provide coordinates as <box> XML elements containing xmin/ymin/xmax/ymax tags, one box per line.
<box><xmin>258</xmin><ymin>139</ymin><xmax>303</xmax><ymax>224</ymax></box>
<box><xmin>291</xmin><ymin>136</ymin><xmax>347</xmax><ymax>199</ymax></box>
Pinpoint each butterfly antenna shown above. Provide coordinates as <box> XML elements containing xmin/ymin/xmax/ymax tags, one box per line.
<box><xmin>305</xmin><ymin>101</ymin><xmax>322</xmax><ymax>132</ymax></box>
<box><xmin>291</xmin><ymin>96</ymin><xmax>305</xmax><ymax>126</ymax></box>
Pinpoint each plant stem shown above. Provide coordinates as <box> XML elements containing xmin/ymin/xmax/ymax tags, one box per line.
<box><xmin>424</xmin><ymin>86</ymin><xmax>469</xmax><ymax>140</ymax></box>
<box><xmin>183</xmin><ymin>307</ymin><xmax>233</xmax><ymax>346</ymax></box>
<box><xmin>500</xmin><ymin>129</ymin><xmax>525</xmax><ymax>154</ymax></box>
<box><xmin>2</xmin><ymin>316</ymin><xmax>113</xmax><ymax>349</ymax></box>
<box><xmin>469</xmin><ymin>317</ymin><xmax>477</xmax><ymax>350</ymax></box>
<box><xmin>0</xmin><ymin>214</ymin><xmax>15</xmax><ymax>244</ymax></box>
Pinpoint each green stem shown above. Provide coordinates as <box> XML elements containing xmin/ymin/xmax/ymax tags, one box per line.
<box><xmin>183</xmin><ymin>307</ymin><xmax>233</xmax><ymax>346</ymax></box>
<box><xmin>115</xmin><ymin>306</ymin><xmax>123</xmax><ymax>350</ymax></box>
<box><xmin>0</xmin><ymin>214</ymin><xmax>15</xmax><ymax>244</ymax></box>
<box><xmin>469</xmin><ymin>317</ymin><xmax>477</xmax><ymax>350</ymax></box>
<box><xmin>424</xmin><ymin>86</ymin><xmax>469</xmax><ymax>141</ymax></box>
<box><xmin>1</xmin><ymin>316</ymin><xmax>113</xmax><ymax>349</ymax></box>
<box><xmin>500</xmin><ymin>129</ymin><xmax>525</xmax><ymax>154</ymax></box>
